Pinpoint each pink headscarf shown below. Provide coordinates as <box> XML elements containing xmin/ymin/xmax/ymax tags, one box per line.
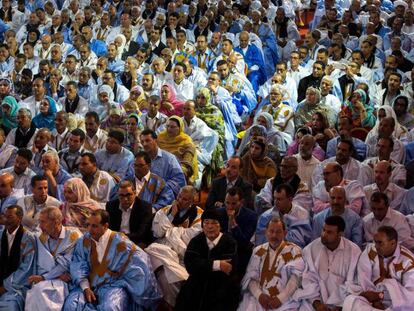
<box><xmin>61</xmin><ymin>178</ymin><xmax>101</xmax><ymax>230</ymax></box>
<box><xmin>159</xmin><ymin>84</ymin><xmax>184</xmax><ymax>117</ymax></box>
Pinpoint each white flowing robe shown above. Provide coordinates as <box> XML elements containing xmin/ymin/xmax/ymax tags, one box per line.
<box><xmin>238</xmin><ymin>242</ymin><xmax>305</xmax><ymax>311</ymax></box>
<box><xmin>343</xmin><ymin>244</ymin><xmax>414</xmax><ymax>311</ymax></box>
<box><xmin>294</xmin><ymin>237</ymin><xmax>361</xmax><ymax>310</ymax></box>
<box><xmin>25</xmin><ymin>226</ymin><xmax>82</xmax><ymax>311</ymax></box>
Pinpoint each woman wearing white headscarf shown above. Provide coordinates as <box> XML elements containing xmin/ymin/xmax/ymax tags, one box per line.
<box><xmin>113</xmin><ymin>34</ymin><xmax>127</xmax><ymax>60</ymax></box>
<box><xmin>90</xmin><ymin>84</ymin><xmax>121</xmax><ymax>120</ymax></box>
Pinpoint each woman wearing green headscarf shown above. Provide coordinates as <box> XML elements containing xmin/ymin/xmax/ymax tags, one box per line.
<box><xmin>1</xmin><ymin>96</ymin><xmax>19</xmax><ymax>134</ymax></box>
<box><xmin>195</xmin><ymin>87</ymin><xmax>225</xmax><ymax>184</ymax></box>
<box><xmin>341</xmin><ymin>89</ymin><xmax>376</xmax><ymax>129</ymax></box>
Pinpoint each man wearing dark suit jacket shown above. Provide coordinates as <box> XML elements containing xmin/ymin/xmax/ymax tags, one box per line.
<box><xmin>121</xmin><ymin>27</ymin><xmax>140</xmax><ymax>61</ymax></box>
<box><xmin>205</xmin><ymin>155</ymin><xmax>252</xmax><ymax>210</ymax></box>
<box><xmin>149</xmin><ymin>27</ymin><xmax>167</xmax><ymax>57</ymax></box>
<box><xmin>106</xmin><ymin>180</ymin><xmax>153</xmax><ymax>247</ymax></box>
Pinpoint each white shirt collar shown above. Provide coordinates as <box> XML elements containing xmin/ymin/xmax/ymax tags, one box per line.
<box><xmin>93</xmin><ymin>228</ymin><xmax>111</xmax><ymax>244</ymax></box>
<box><xmin>206</xmin><ymin>232</ymin><xmax>223</xmax><ymax>250</ymax></box>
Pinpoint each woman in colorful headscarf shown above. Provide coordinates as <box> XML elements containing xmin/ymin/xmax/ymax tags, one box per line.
<box><xmin>310</xmin><ymin>111</ymin><xmax>337</xmax><ymax>152</ymax></box>
<box><xmin>100</xmin><ymin>105</ymin><xmax>127</xmax><ymax>133</ymax></box>
<box><xmin>341</xmin><ymin>89</ymin><xmax>376</xmax><ymax>129</ymax></box>
<box><xmin>32</xmin><ymin>96</ymin><xmax>57</xmax><ymax>130</ymax></box>
<box><xmin>195</xmin><ymin>87</ymin><xmax>225</xmax><ymax>179</ymax></box>
<box><xmin>1</xmin><ymin>95</ymin><xmax>19</xmax><ymax>134</ymax></box>
<box><xmin>123</xmin><ymin>85</ymin><xmax>147</xmax><ymax>113</ymax></box>
<box><xmin>240</xmin><ymin>139</ymin><xmax>277</xmax><ymax>193</ymax></box>
<box><xmin>61</xmin><ymin>178</ymin><xmax>101</xmax><ymax>230</ymax></box>
<box><xmin>157</xmin><ymin>116</ymin><xmax>198</xmax><ymax>184</ymax></box>
<box><xmin>159</xmin><ymin>84</ymin><xmax>185</xmax><ymax>117</ymax></box>
<box><xmin>124</xmin><ymin>113</ymin><xmax>144</xmax><ymax>155</ymax></box>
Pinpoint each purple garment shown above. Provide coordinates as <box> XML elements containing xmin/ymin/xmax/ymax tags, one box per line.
<box><xmin>286</xmin><ymin>140</ymin><xmax>326</xmax><ymax>161</ymax></box>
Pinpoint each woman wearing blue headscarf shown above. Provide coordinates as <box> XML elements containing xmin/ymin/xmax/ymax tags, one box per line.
<box><xmin>32</xmin><ymin>96</ymin><xmax>57</xmax><ymax>130</ymax></box>
<box><xmin>1</xmin><ymin>95</ymin><xmax>19</xmax><ymax>134</ymax></box>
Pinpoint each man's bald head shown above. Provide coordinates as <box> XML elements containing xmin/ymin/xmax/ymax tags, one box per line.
<box><xmin>299</xmin><ymin>134</ymin><xmax>315</xmax><ymax>159</ymax></box>
<box><xmin>0</xmin><ymin>173</ymin><xmax>14</xmax><ymax>198</ymax></box>
<box><xmin>329</xmin><ymin>186</ymin><xmax>347</xmax><ymax>214</ymax></box>
<box><xmin>239</xmin><ymin>31</ymin><xmax>250</xmax><ymax>48</ymax></box>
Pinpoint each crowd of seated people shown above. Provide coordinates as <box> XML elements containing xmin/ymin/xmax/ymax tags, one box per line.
<box><xmin>2</xmin><ymin>0</ymin><xmax>414</xmax><ymax>310</ymax></box>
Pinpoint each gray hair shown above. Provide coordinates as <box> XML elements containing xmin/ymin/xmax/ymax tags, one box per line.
<box><xmin>18</xmin><ymin>108</ymin><xmax>32</xmax><ymax>119</ymax></box>
<box><xmin>40</xmin><ymin>206</ymin><xmax>63</xmax><ymax>224</ymax></box>
<box><xmin>42</xmin><ymin>150</ymin><xmax>60</xmax><ymax>166</ymax></box>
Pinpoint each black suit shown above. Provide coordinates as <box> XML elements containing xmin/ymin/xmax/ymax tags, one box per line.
<box><xmin>151</xmin><ymin>41</ymin><xmax>167</xmax><ymax>57</ymax></box>
<box><xmin>297</xmin><ymin>74</ymin><xmax>322</xmax><ymax>102</ymax></box>
<box><xmin>106</xmin><ymin>197</ymin><xmax>153</xmax><ymax>246</ymax></box>
<box><xmin>0</xmin><ymin>225</ymin><xmax>24</xmax><ymax>285</ymax></box>
<box><xmin>205</xmin><ymin>176</ymin><xmax>252</xmax><ymax>210</ymax></box>
<box><xmin>121</xmin><ymin>41</ymin><xmax>140</xmax><ymax>61</ymax></box>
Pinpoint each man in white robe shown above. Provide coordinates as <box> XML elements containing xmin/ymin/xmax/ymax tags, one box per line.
<box><xmin>363</xmin><ymin>192</ymin><xmax>414</xmax><ymax>251</ymax></box>
<box><xmin>294</xmin><ymin>215</ymin><xmax>361</xmax><ymax>310</ymax></box>
<box><xmin>145</xmin><ymin>186</ymin><xmax>203</xmax><ymax>308</ymax></box>
<box><xmin>238</xmin><ymin>218</ymin><xmax>304</xmax><ymax>311</ymax></box>
<box><xmin>343</xmin><ymin>226</ymin><xmax>414</xmax><ymax>311</ymax></box>
<box><xmin>312</xmin><ymin>139</ymin><xmax>371</xmax><ymax>187</ymax></box>
<box><xmin>25</xmin><ymin>207</ymin><xmax>81</xmax><ymax>311</ymax></box>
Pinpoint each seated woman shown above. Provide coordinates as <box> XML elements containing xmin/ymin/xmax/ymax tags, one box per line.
<box><xmin>122</xmin><ymin>85</ymin><xmax>147</xmax><ymax>113</ymax></box>
<box><xmin>259</xmin><ymin>84</ymin><xmax>295</xmax><ymax>138</ymax></box>
<box><xmin>237</xmin><ymin>125</ymin><xmax>281</xmax><ymax>165</ymax></box>
<box><xmin>100</xmin><ymin>106</ymin><xmax>127</xmax><ymax>133</ymax></box>
<box><xmin>32</xmin><ymin>97</ymin><xmax>57</xmax><ymax>131</ymax></box>
<box><xmin>124</xmin><ymin>113</ymin><xmax>144</xmax><ymax>155</ymax></box>
<box><xmin>295</xmin><ymin>86</ymin><xmax>336</xmax><ymax>130</ymax></box>
<box><xmin>157</xmin><ymin>116</ymin><xmax>198</xmax><ymax>184</ymax></box>
<box><xmin>287</xmin><ymin>127</ymin><xmax>326</xmax><ymax>161</ymax></box>
<box><xmin>160</xmin><ymin>84</ymin><xmax>185</xmax><ymax>117</ymax></box>
<box><xmin>90</xmin><ymin>85</ymin><xmax>120</xmax><ymax>121</ymax></box>
<box><xmin>1</xmin><ymin>95</ymin><xmax>18</xmax><ymax>134</ymax></box>
<box><xmin>310</xmin><ymin>111</ymin><xmax>337</xmax><ymax>152</ymax></box>
<box><xmin>254</xmin><ymin>111</ymin><xmax>290</xmax><ymax>154</ymax></box>
<box><xmin>340</xmin><ymin>89</ymin><xmax>376</xmax><ymax>130</ymax></box>
<box><xmin>61</xmin><ymin>178</ymin><xmax>101</xmax><ymax>230</ymax></box>
<box><xmin>240</xmin><ymin>139</ymin><xmax>277</xmax><ymax>193</ymax></box>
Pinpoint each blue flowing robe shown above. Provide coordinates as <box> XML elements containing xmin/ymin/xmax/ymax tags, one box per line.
<box><xmin>0</xmin><ymin>228</ymin><xmax>35</xmax><ymax>311</ymax></box>
<box><xmin>234</xmin><ymin>44</ymin><xmax>266</xmax><ymax>93</ymax></box>
<box><xmin>63</xmin><ymin>231</ymin><xmax>160</xmax><ymax>311</ymax></box>
<box><xmin>257</xmin><ymin>24</ymin><xmax>279</xmax><ymax>79</ymax></box>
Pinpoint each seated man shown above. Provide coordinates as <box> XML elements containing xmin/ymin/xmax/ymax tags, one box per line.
<box><xmin>58</xmin><ymin>128</ymin><xmax>86</xmax><ymax>176</ymax></box>
<box><xmin>312</xmin><ymin>186</ymin><xmax>363</xmax><ymax>247</ymax></box>
<box><xmin>146</xmin><ymin>186</ymin><xmax>203</xmax><ymax>309</ymax></box>
<box><xmin>363</xmin><ymin>192</ymin><xmax>414</xmax><ymax>251</ymax></box>
<box><xmin>363</xmin><ymin>160</ymin><xmax>407</xmax><ymax>212</ymax></box>
<box><xmin>255</xmin><ymin>184</ymin><xmax>311</xmax><ymax>248</ymax></box>
<box><xmin>312</xmin><ymin>139</ymin><xmax>371</xmax><ymax>187</ymax></box>
<box><xmin>363</xmin><ymin>136</ymin><xmax>407</xmax><ymax>187</ymax></box>
<box><xmin>175</xmin><ymin>209</ymin><xmax>240</xmax><ymax>311</ymax></box>
<box><xmin>344</xmin><ymin>226</ymin><xmax>414</xmax><ymax>310</ymax></box>
<box><xmin>0</xmin><ymin>173</ymin><xmax>23</xmax><ymax>216</ymax></box>
<box><xmin>205</xmin><ymin>155</ymin><xmax>252</xmax><ymax>210</ymax></box>
<box><xmin>41</xmin><ymin>150</ymin><xmax>71</xmax><ymax>200</ymax></box>
<box><xmin>0</xmin><ymin>205</ymin><xmax>35</xmax><ymax>311</ymax></box>
<box><xmin>130</xmin><ymin>151</ymin><xmax>174</xmax><ymax>212</ymax></box>
<box><xmin>294</xmin><ymin>216</ymin><xmax>361</xmax><ymax>310</ymax></box>
<box><xmin>25</xmin><ymin>207</ymin><xmax>82</xmax><ymax>310</ymax></box>
<box><xmin>140</xmin><ymin>95</ymin><xmax>168</xmax><ymax>134</ymax></box>
<box><xmin>255</xmin><ymin>156</ymin><xmax>313</xmax><ymax>214</ymax></box>
<box><xmin>106</xmin><ymin>181</ymin><xmax>152</xmax><ymax>247</ymax></box>
<box><xmin>63</xmin><ymin>210</ymin><xmax>160</xmax><ymax>311</ymax></box>
<box><xmin>95</xmin><ymin>129</ymin><xmax>135</xmax><ymax>182</ymax></box>
<box><xmin>0</xmin><ymin>128</ymin><xmax>17</xmax><ymax>169</ymax></box>
<box><xmin>18</xmin><ymin>175</ymin><xmax>61</xmax><ymax>232</ymax></box>
<box><xmin>217</xmin><ymin>187</ymin><xmax>258</xmax><ymax>275</ymax></box>
<box><xmin>293</xmin><ymin>134</ymin><xmax>320</xmax><ymax>191</ymax></box>
<box><xmin>312</xmin><ymin>162</ymin><xmax>367</xmax><ymax>215</ymax></box>
<box><xmin>30</xmin><ymin>128</ymin><xmax>56</xmax><ymax>175</ymax></box>
<box><xmin>239</xmin><ymin>218</ymin><xmax>304</xmax><ymax>310</ymax></box>
<box><xmin>0</xmin><ymin>148</ymin><xmax>36</xmax><ymax>194</ymax></box>
<box><xmin>79</xmin><ymin>152</ymin><xmax>115</xmax><ymax>208</ymax></box>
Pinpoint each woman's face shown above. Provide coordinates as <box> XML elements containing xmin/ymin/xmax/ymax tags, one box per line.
<box><xmin>256</xmin><ymin>116</ymin><xmax>268</xmax><ymax>128</ymax></box>
<box><xmin>166</xmin><ymin>119</ymin><xmax>180</xmax><ymax>137</ymax></box>
<box><xmin>40</xmin><ymin>99</ymin><xmax>49</xmax><ymax>114</ymax></box>
<box><xmin>99</xmin><ymin>92</ymin><xmax>109</xmax><ymax>104</ymax></box>
<box><xmin>351</xmin><ymin>92</ymin><xmax>361</xmax><ymax>104</ymax></box>
<box><xmin>114</xmin><ymin>37</ymin><xmax>123</xmax><ymax>48</ymax></box>
<box><xmin>28</xmin><ymin>32</ymin><xmax>38</xmax><ymax>42</ymax></box>
<box><xmin>161</xmin><ymin>86</ymin><xmax>170</xmax><ymax>101</ymax></box>
<box><xmin>129</xmin><ymin>89</ymin><xmax>140</xmax><ymax>100</ymax></box>
<box><xmin>196</xmin><ymin>93</ymin><xmax>207</xmax><ymax>107</ymax></box>
<box><xmin>250</xmin><ymin>142</ymin><xmax>263</xmax><ymax>159</ymax></box>
<box><xmin>127</xmin><ymin>117</ymin><xmax>138</xmax><ymax>132</ymax></box>
<box><xmin>2</xmin><ymin>105</ymin><xmax>11</xmax><ymax>116</ymax></box>
<box><xmin>378</xmin><ymin>108</ymin><xmax>386</xmax><ymax>121</ymax></box>
<box><xmin>63</xmin><ymin>185</ymin><xmax>78</xmax><ymax>203</ymax></box>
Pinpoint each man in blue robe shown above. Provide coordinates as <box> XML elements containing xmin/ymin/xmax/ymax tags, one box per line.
<box><xmin>63</xmin><ymin>210</ymin><xmax>161</xmax><ymax>311</ymax></box>
<box><xmin>234</xmin><ymin>31</ymin><xmax>266</xmax><ymax>93</ymax></box>
<box><xmin>0</xmin><ymin>205</ymin><xmax>35</xmax><ymax>311</ymax></box>
<box><xmin>25</xmin><ymin>207</ymin><xmax>81</xmax><ymax>311</ymax></box>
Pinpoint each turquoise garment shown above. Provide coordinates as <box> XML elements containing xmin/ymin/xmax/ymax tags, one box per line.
<box><xmin>63</xmin><ymin>231</ymin><xmax>161</xmax><ymax>311</ymax></box>
<box><xmin>1</xmin><ymin>95</ymin><xmax>19</xmax><ymax>130</ymax></box>
<box><xmin>32</xmin><ymin>96</ymin><xmax>57</xmax><ymax>130</ymax></box>
<box><xmin>0</xmin><ymin>227</ymin><xmax>35</xmax><ymax>311</ymax></box>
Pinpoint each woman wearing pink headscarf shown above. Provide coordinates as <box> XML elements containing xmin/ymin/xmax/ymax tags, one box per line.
<box><xmin>159</xmin><ymin>84</ymin><xmax>185</xmax><ymax>117</ymax></box>
<box><xmin>61</xmin><ymin>178</ymin><xmax>101</xmax><ymax>230</ymax></box>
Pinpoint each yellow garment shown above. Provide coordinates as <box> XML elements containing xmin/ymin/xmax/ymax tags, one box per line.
<box><xmin>158</xmin><ymin>116</ymin><xmax>198</xmax><ymax>184</ymax></box>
